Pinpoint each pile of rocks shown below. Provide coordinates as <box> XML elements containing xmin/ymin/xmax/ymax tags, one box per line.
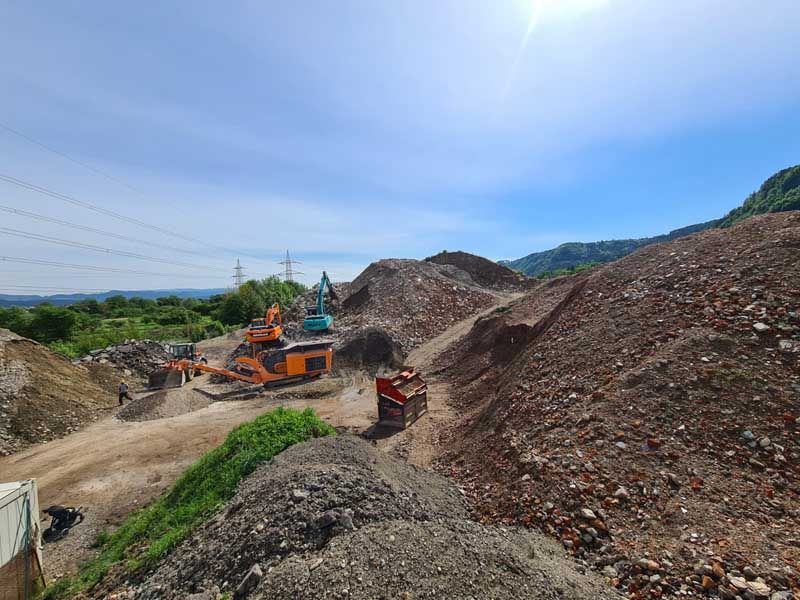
<box><xmin>332</xmin><ymin>258</ymin><xmax>498</xmax><ymax>352</ymax></box>
<box><xmin>426</xmin><ymin>250</ymin><xmax>533</xmax><ymax>290</ymax></box>
<box><xmin>441</xmin><ymin>213</ymin><xmax>800</xmax><ymax>598</ymax></box>
<box><xmin>74</xmin><ymin>340</ymin><xmax>172</xmax><ymax>378</ymax></box>
<box><xmin>127</xmin><ymin>435</ymin><xmax>619</xmax><ymax>600</ymax></box>
<box><xmin>1</xmin><ymin>328</ymin><xmax>116</xmax><ymax>455</ymax></box>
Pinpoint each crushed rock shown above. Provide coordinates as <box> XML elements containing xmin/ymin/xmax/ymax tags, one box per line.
<box><xmin>117</xmin><ymin>388</ymin><xmax>210</xmax><ymax>422</ymax></box>
<box><xmin>439</xmin><ymin>212</ymin><xmax>800</xmax><ymax>598</ymax></box>
<box><xmin>132</xmin><ymin>435</ymin><xmax>619</xmax><ymax>600</ymax></box>
<box><xmin>73</xmin><ymin>339</ymin><xmax>172</xmax><ymax>379</ymax></box>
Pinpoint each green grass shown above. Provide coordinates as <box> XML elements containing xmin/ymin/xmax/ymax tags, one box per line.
<box><xmin>42</xmin><ymin>407</ymin><xmax>335</xmax><ymax>599</ymax></box>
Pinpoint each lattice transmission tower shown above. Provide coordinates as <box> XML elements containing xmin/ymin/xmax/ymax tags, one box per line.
<box><xmin>277</xmin><ymin>250</ymin><xmax>303</xmax><ymax>282</ymax></box>
<box><xmin>232</xmin><ymin>258</ymin><xmax>246</xmax><ymax>287</ymax></box>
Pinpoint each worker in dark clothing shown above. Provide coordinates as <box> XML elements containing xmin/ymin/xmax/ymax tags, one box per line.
<box><xmin>118</xmin><ymin>380</ymin><xmax>132</xmax><ymax>405</ymax></box>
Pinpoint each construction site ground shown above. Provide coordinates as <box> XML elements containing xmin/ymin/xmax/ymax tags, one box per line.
<box><xmin>0</xmin><ymin>293</ymin><xmax>515</xmax><ymax>581</ymax></box>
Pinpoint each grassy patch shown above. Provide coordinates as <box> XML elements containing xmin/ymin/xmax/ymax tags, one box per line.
<box><xmin>43</xmin><ymin>407</ymin><xmax>335</xmax><ymax>598</ymax></box>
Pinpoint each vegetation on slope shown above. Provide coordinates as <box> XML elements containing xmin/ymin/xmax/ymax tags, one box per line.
<box><xmin>0</xmin><ymin>276</ymin><xmax>305</xmax><ymax>358</ymax></box>
<box><xmin>505</xmin><ymin>162</ymin><xmax>800</xmax><ymax>276</ymax></box>
<box><xmin>43</xmin><ymin>407</ymin><xmax>335</xmax><ymax>599</ymax></box>
<box><xmin>502</xmin><ymin>220</ymin><xmax>717</xmax><ymax>277</ymax></box>
<box><xmin>719</xmin><ymin>164</ymin><xmax>800</xmax><ymax>226</ymax></box>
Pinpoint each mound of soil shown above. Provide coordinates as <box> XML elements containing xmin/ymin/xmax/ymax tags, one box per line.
<box><xmin>334</xmin><ymin>326</ymin><xmax>404</xmax><ymax>373</ymax></box>
<box><xmin>427</xmin><ymin>250</ymin><xmax>532</xmax><ymax>290</ymax></box>
<box><xmin>133</xmin><ymin>435</ymin><xmax>618</xmax><ymax>600</ymax></box>
<box><xmin>117</xmin><ymin>388</ymin><xmax>210</xmax><ymax>422</ymax></box>
<box><xmin>0</xmin><ymin>329</ymin><xmax>117</xmax><ymax>455</ymax></box>
<box><xmin>334</xmin><ymin>258</ymin><xmax>497</xmax><ymax>352</ymax></box>
<box><xmin>440</xmin><ymin>213</ymin><xmax>800</xmax><ymax>598</ymax></box>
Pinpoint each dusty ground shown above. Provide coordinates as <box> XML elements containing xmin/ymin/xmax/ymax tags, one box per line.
<box><xmin>0</xmin><ymin>296</ymin><xmax>515</xmax><ymax>581</ymax></box>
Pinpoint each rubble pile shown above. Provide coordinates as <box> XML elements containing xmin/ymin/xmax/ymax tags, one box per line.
<box><xmin>440</xmin><ymin>213</ymin><xmax>800</xmax><ymax>599</ymax></box>
<box><xmin>333</xmin><ymin>258</ymin><xmax>497</xmax><ymax>352</ymax></box>
<box><xmin>0</xmin><ymin>329</ymin><xmax>116</xmax><ymax>455</ymax></box>
<box><xmin>74</xmin><ymin>340</ymin><xmax>172</xmax><ymax>379</ymax></box>
<box><xmin>131</xmin><ymin>435</ymin><xmax>619</xmax><ymax>599</ymax></box>
<box><xmin>426</xmin><ymin>250</ymin><xmax>532</xmax><ymax>290</ymax></box>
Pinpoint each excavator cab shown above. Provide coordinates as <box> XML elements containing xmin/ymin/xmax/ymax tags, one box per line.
<box><xmin>170</xmin><ymin>343</ymin><xmax>200</xmax><ymax>360</ymax></box>
<box><xmin>247</xmin><ymin>303</ymin><xmax>283</xmax><ymax>345</ymax></box>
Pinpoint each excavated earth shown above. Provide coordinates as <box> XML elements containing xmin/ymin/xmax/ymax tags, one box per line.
<box><xmin>214</xmin><ymin>255</ymin><xmax>519</xmax><ymax>380</ymax></box>
<box><xmin>0</xmin><ymin>328</ymin><xmax>118</xmax><ymax>455</ymax></box>
<box><xmin>438</xmin><ymin>212</ymin><xmax>800</xmax><ymax>599</ymax></box>
<box><xmin>128</xmin><ymin>435</ymin><xmax>620</xmax><ymax>600</ymax></box>
<box><xmin>426</xmin><ymin>250</ymin><xmax>533</xmax><ymax>291</ymax></box>
<box><xmin>116</xmin><ymin>387</ymin><xmax>210</xmax><ymax>422</ymax></box>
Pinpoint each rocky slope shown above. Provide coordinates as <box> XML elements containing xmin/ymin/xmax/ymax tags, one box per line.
<box><xmin>440</xmin><ymin>212</ymin><xmax>800</xmax><ymax>599</ymax></box>
<box><xmin>0</xmin><ymin>328</ymin><xmax>117</xmax><ymax>455</ymax></box>
<box><xmin>132</xmin><ymin>435</ymin><xmax>620</xmax><ymax>600</ymax></box>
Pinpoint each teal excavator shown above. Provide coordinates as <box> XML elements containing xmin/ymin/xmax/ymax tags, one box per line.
<box><xmin>303</xmin><ymin>271</ymin><xmax>337</xmax><ymax>332</ymax></box>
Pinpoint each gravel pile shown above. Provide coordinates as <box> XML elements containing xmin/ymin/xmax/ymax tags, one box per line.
<box><xmin>132</xmin><ymin>435</ymin><xmax>619</xmax><ymax>600</ymax></box>
<box><xmin>117</xmin><ymin>388</ymin><xmax>210</xmax><ymax>422</ymax></box>
<box><xmin>73</xmin><ymin>340</ymin><xmax>172</xmax><ymax>379</ymax></box>
<box><xmin>440</xmin><ymin>212</ymin><xmax>800</xmax><ymax>598</ymax></box>
<box><xmin>330</xmin><ymin>258</ymin><xmax>496</xmax><ymax>352</ymax></box>
<box><xmin>426</xmin><ymin>250</ymin><xmax>532</xmax><ymax>290</ymax></box>
<box><xmin>0</xmin><ymin>329</ymin><xmax>116</xmax><ymax>455</ymax></box>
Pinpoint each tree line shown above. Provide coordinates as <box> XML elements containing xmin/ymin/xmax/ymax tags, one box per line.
<box><xmin>0</xmin><ymin>276</ymin><xmax>306</xmax><ymax>357</ymax></box>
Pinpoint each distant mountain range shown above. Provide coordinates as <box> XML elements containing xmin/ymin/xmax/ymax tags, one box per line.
<box><xmin>0</xmin><ymin>288</ymin><xmax>228</xmax><ymax>307</ymax></box>
<box><xmin>502</xmin><ymin>164</ymin><xmax>800</xmax><ymax>276</ymax></box>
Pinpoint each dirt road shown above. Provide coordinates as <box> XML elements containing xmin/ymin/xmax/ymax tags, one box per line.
<box><xmin>0</xmin><ymin>295</ymin><xmax>518</xmax><ymax>577</ymax></box>
<box><xmin>373</xmin><ymin>293</ymin><xmax>522</xmax><ymax>466</ymax></box>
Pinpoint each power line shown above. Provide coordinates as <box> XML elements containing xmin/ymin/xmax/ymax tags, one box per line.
<box><xmin>0</xmin><ymin>255</ymin><xmax>215</xmax><ymax>277</ymax></box>
<box><xmin>0</xmin><ymin>227</ymin><xmax>229</xmax><ymax>271</ymax></box>
<box><xmin>0</xmin><ymin>122</ymin><xmax>141</xmax><ymax>194</ymax></box>
<box><xmin>0</xmin><ymin>204</ymin><xmax>227</xmax><ymax>261</ymax></box>
<box><xmin>1</xmin><ymin>284</ymin><xmax>110</xmax><ymax>293</ymax></box>
<box><xmin>0</xmin><ymin>173</ymin><xmax>217</xmax><ymax>248</ymax></box>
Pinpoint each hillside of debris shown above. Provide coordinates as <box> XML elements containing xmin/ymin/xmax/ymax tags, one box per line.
<box><xmin>131</xmin><ymin>435</ymin><xmax>619</xmax><ymax>600</ymax></box>
<box><xmin>440</xmin><ymin>212</ymin><xmax>800</xmax><ymax>599</ymax></box>
<box><xmin>0</xmin><ymin>328</ymin><xmax>118</xmax><ymax>455</ymax></box>
<box><xmin>426</xmin><ymin>250</ymin><xmax>532</xmax><ymax>290</ymax></box>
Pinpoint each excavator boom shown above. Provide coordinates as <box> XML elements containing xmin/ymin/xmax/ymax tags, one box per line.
<box><xmin>304</xmin><ymin>271</ymin><xmax>336</xmax><ymax>332</ymax></box>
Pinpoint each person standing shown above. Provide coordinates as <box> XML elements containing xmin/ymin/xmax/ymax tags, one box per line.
<box><xmin>118</xmin><ymin>380</ymin><xmax>132</xmax><ymax>405</ymax></box>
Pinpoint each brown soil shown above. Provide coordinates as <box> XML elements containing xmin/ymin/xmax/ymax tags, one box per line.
<box><xmin>0</xmin><ymin>329</ymin><xmax>119</xmax><ymax>456</ymax></box>
<box><xmin>438</xmin><ymin>212</ymin><xmax>800</xmax><ymax>598</ymax></box>
<box><xmin>426</xmin><ymin>250</ymin><xmax>533</xmax><ymax>290</ymax></box>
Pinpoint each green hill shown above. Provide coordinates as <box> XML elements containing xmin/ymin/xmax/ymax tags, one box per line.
<box><xmin>504</xmin><ymin>164</ymin><xmax>800</xmax><ymax>276</ymax></box>
<box><xmin>718</xmin><ymin>164</ymin><xmax>800</xmax><ymax>227</ymax></box>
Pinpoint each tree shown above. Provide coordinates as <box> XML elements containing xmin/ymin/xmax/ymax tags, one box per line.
<box><xmin>0</xmin><ymin>306</ymin><xmax>32</xmax><ymax>337</ymax></box>
<box><xmin>27</xmin><ymin>304</ymin><xmax>78</xmax><ymax>343</ymax></box>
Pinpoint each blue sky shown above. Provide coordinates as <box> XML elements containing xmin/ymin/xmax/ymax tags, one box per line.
<box><xmin>1</xmin><ymin>0</ymin><xmax>799</xmax><ymax>292</ymax></box>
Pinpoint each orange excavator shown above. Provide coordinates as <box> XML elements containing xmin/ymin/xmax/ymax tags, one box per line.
<box><xmin>246</xmin><ymin>303</ymin><xmax>283</xmax><ymax>345</ymax></box>
<box><xmin>148</xmin><ymin>340</ymin><xmax>333</xmax><ymax>389</ymax></box>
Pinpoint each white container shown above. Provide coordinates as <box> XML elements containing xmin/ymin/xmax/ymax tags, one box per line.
<box><xmin>0</xmin><ymin>480</ymin><xmax>43</xmax><ymax>600</ymax></box>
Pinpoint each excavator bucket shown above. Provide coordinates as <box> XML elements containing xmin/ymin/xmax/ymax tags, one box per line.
<box><xmin>376</xmin><ymin>368</ymin><xmax>428</xmax><ymax>429</ymax></box>
<box><xmin>147</xmin><ymin>366</ymin><xmax>187</xmax><ymax>390</ymax></box>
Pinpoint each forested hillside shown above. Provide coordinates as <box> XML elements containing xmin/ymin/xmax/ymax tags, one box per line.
<box><xmin>719</xmin><ymin>164</ymin><xmax>800</xmax><ymax>226</ymax></box>
<box><xmin>505</xmin><ymin>163</ymin><xmax>799</xmax><ymax>276</ymax></box>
